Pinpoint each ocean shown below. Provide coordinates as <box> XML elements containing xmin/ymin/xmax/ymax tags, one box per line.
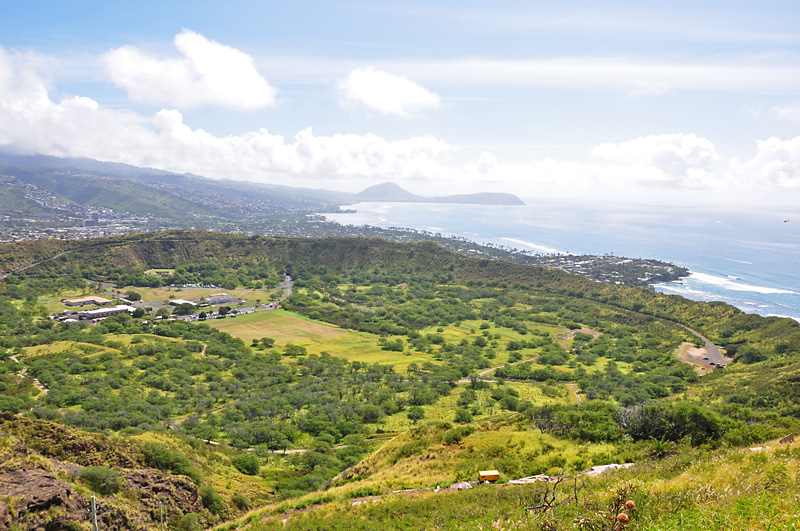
<box><xmin>324</xmin><ymin>201</ymin><xmax>800</xmax><ymax>322</ymax></box>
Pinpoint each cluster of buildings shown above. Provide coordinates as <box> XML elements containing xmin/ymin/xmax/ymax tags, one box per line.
<box><xmin>82</xmin><ymin>213</ymin><xmax>100</xmax><ymax>227</ymax></box>
<box><xmin>56</xmin><ymin>295</ymin><xmax>136</xmax><ymax>322</ymax></box>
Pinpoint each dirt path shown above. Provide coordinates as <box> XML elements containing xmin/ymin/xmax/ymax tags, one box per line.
<box><xmin>565</xmin><ymin>383</ymin><xmax>582</xmax><ymax>405</ymax></box>
<box><xmin>10</xmin><ymin>353</ymin><xmax>49</xmax><ymax>394</ymax></box>
<box><xmin>456</xmin><ymin>356</ymin><xmax>538</xmax><ymax>384</ymax></box>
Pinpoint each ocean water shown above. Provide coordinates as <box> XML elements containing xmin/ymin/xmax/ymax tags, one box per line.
<box><xmin>324</xmin><ymin>201</ymin><xmax>800</xmax><ymax>321</ymax></box>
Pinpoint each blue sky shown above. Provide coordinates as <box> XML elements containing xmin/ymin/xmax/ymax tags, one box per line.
<box><xmin>1</xmin><ymin>1</ymin><xmax>800</xmax><ymax>203</ymax></box>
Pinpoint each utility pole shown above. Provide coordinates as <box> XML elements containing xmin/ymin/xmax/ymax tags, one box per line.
<box><xmin>90</xmin><ymin>494</ymin><xmax>98</xmax><ymax>531</ymax></box>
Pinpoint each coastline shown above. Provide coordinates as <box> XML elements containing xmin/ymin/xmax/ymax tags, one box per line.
<box><xmin>323</xmin><ymin>201</ymin><xmax>800</xmax><ymax>322</ymax></box>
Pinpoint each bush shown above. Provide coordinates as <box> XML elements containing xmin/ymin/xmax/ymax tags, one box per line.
<box><xmin>200</xmin><ymin>485</ymin><xmax>226</xmax><ymax>514</ymax></box>
<box><xmin>233</xmin><ymin>453</ymin><xmax>261</xmax><ymax>476</ymax></box>
<box><xmin>79</xmin><ymin>465</ymin><xmax>122</xmax><ymax>495</ymax></box>
<box><xmin>143</xmin><ymin>442</ymin><xmax>202</xmax><ymax>484</ymax></box>
<box><xmin>407</xmin><ymin>406</ymin><xmax>425</xmax><ymax>424</ymax></box>
<box><xmin>232</xmin><ymin>492</ymin><xmax>250</xmax><ymax>510</ymax></box>
<box><xmin>179</xmin><ymin>513</ymin><xmax>203</xmax><ymax>531</ymax></box>
<box><xmin>454</xmin><ymin>407</ymin><xmax>473</xmax><ymax>424</ymax></box>
<box><xmin>442</xmin><ymin>426</ymin><xmax>475</xmax><ymax>445</ymax></box>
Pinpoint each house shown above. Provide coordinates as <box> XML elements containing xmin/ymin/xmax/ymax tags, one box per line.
<box><xmin>169</xmin><ymin>299</ymin><xmax>196</xmax><ymax>306</ymax></box>
<box><xmin>189</xmin><ymin>293</ymin><xmax>232</xmax><ymax>306</ymax></box>
<box><xmin>78</xmin><ymin>305</ymin><xmax>135</xmax><ymax>320</ymax></box>
<box><xmin>62</xmin><ymin>295</ymin><xmax>112</xmax><ymax>306</ymax></box>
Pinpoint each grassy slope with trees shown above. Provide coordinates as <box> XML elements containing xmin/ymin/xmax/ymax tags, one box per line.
<box><xmin>1</xmin><ymin>231</ymin><xmax>800</xmax><ymax>530</ymax></box>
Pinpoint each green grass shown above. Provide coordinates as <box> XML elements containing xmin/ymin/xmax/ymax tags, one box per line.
<box><xmin>217</xmin><ymin>438</ymin><xmax>800</xmax><ymax>531</ymax></box>
<box><xmin>206</xmin><ymin>310</ymin><xmax>434</xmax><ymax>370</ymax></box>
<box><xmin>205</xmin><ymin>309</ymin><xmax>346</xmax><ymax>343</ymax></box>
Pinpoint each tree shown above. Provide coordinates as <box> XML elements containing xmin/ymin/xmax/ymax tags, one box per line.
<box><xmin>172</xmin><ymin>303</ymin><xmax>196</xmax><ymax>316</ymax></box>
<box><xmin>155</xmin><ymin>308</ymin><xmax>171</xmax><ymax>319</ymax></box>
<box><xmin>124</xmin><ymin>290</ymin><xmax>142</xmax><ymax>301</ymax></box>
<box><xmin>233</xmin><ymin>454</ymin><xmax>261</xmax><ymax>475</ymax></box>
<box><xmin>454</xmin><ymin>407</ymin><xmax>473</xmax><ymax>423</ymax></box>
<box><xmin>260</xmin><ymin>337</ymin><xmax>275</xmax><ymax>348</ymax></box>
<box><xmin>407</xmin><ymin>406</ymin><xmax>425</xmax><ymax>424</ymax></box>
<box><xmin>284</xmin><ymin>344</ymin><xmax>307</xmax><ymax>357</ymax></box>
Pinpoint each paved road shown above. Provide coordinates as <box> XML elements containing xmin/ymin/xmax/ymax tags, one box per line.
<box><xmin>682</xmin><ymin>325</ymin><xmax>728</xmax><ymax>367</ymax></box>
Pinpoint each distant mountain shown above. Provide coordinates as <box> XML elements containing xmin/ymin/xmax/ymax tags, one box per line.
<box><xmin>0</xmin><ymin>154</ymin><xmax>524</xmax><ymax>225</ymax></box>
<box><xmin>0</xmin><ymin>152</ymin><xmax>345</xmax><ymax>219</ymax></box>
<box><xmin>355</xmin><ymin>182</ymin><xmax>425</xmax><ymax>202</ymax></box>
<box><xmin>355</xmin><ymin>182</ymin><xmax>525</xmax><ymax>205</ymax></box>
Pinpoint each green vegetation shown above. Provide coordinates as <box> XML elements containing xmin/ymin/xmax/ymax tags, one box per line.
<box><xmin>78</xmin><ymin>465</ymin><xmax>123</xmax><ymax>495</ymax></box>
<box><xmin>1</xmin><ymin>232</ymin><xmax>800</xmax><ymax>530</ymax></box>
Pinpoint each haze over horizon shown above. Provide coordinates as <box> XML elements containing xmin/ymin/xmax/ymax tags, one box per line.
<box><xmin>2</xmin><ymin>1</ymin><xmax>800</xmax><ymax>207</ymax></box>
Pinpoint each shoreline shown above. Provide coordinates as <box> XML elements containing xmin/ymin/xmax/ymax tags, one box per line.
<box><xmin>324</xmin><ymin>202</ymin><xmax>800</xmax><ymax>322</ymax></box>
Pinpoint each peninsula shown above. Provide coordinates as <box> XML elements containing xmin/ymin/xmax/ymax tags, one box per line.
<box><xmin>354</xmin><ymin>182</ymin><xmax>526</xmax><ymax>205</ymax></box>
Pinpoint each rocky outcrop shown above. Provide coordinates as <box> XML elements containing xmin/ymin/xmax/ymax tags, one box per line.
<box><xmin>126</xmin><ymin>469</ymin><xmax>202</xmax><ymax>522</ymax></box>
<box><xmin>0</xmin><ymin>468</ymin><xmax>86</xmax><ymax>531</ymax></box>
<box><xmin>0</xmin><ymin>465</ymin><xmax>204</xmax><ymax>531</ymax></box>
<box><xmin>0</xmin><ymin>441</ymin><xmax>202</xmax><ymax>531</ymax></box>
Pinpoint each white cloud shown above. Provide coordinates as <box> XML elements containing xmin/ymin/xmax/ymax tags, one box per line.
<box><xmin>733</xmin><ymin>136</ymin><xmax>800</xmax><ymax>189</ymax></box>
<box><xmin>591</xmin><ymin>133</ymin><xmax>721</xmax><ymax>187</ymax></box>
<box><xmin>2</xmin><ymin>46</ymin><xmax>800</xmax><ymax>199</ymax></box>
<box><xmin>103</xmin><ymin>29</ymin><xmax>277</xmax><ymax>110</ymax></box>
<box><xmin>338</xmin><ymin>67</ymin><xmax>441</xmax><ymax>116</ymax></box>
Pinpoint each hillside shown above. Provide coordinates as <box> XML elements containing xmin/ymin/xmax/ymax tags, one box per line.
<box><xmin>1</xmin><ymin>232</ymin><xmax>799</xmax><ymax>529</ymax></box>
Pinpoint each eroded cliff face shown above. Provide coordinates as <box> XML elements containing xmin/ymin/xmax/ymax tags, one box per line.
<box><xmin>0</xmin><ymin>439</ymin><xmax>201</xmax><ymax>531</ymax></box>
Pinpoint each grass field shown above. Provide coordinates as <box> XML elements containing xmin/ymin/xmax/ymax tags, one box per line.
<box><xmin>204</xmin><ymin>310</ymin><xmax>433</xmax><ymax>370</ymax></box>
<box><xmin>21</xmin><ymin>340</ymin><xmax>119</xmax><ymax>359</ymax></box>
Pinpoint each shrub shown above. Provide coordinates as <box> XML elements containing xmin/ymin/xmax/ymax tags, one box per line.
<box><xmin>79</xmin><ymin>465</ymin><xmax>122</xmax><ymax>495</ymax></box>
<box><xmin>200</xmin><ymin>485</ymin><xmax>226</xmax><ymax>514</ymax></box>
<box><xmin>232</xmin><ymin>492</ymin><xmax>250</xmax><ymax>510</ymax></box>
<box><xmin>143</xmin><ymin>442</ymin><xmax>202</xmax><ymax>484</ymax></box>
<box><xmin>454</xmin><ymin>407</ymin><xmax>473</xmax><ymax>424</ymax></box>
<box><xmin>442</xmin><ymin>426</ymin><xmax>475</xmax><ymax>445</ymax></box>
<box><xmin>234</xmin><ymin>454</ymin><xmax>261</xmax><ymax>476</ymax></box>
<box><xmin>179</xmin><ymin>513</ymin><xmax>203</xmax><ymax>531</ymax></box>
<box><xmin>407</xmin><ymin>406</ymin><xmax>425</xmax><ymax>424</ymax></box>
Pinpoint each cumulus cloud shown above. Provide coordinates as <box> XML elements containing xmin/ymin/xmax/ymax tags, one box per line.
<box><xmin>733</xmin><ymin>136</ymin><xmax>800</xmax><ymax>189</ymax></box>
<box><xmin>338</xmin><ymin>67</ymin><xmax>441</xmax><ymax>116</ymax></box>
<box><xmin>103</xmin><ymin>29</ymin><xmax>277</xmax><ymax>110</ymax></box>
<box><xmin>0</xmin><ymin>47</ymin><xmax>451</xmax><ymax>190</ymax></box>
<box><xmin>591</xmin><ymin>133</ymin><xmax>721</xmax><ymax>187</ymax></box>
<box><xmin>3</xmin><ymin>46</ymin><xmax>800</xmax><ymax>197</ymax></box>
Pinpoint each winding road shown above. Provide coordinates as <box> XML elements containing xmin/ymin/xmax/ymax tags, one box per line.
<box><xmin>681</xmin><ymin>325</ymin><xmax>728</xmax><ymax>367</ymax></box>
